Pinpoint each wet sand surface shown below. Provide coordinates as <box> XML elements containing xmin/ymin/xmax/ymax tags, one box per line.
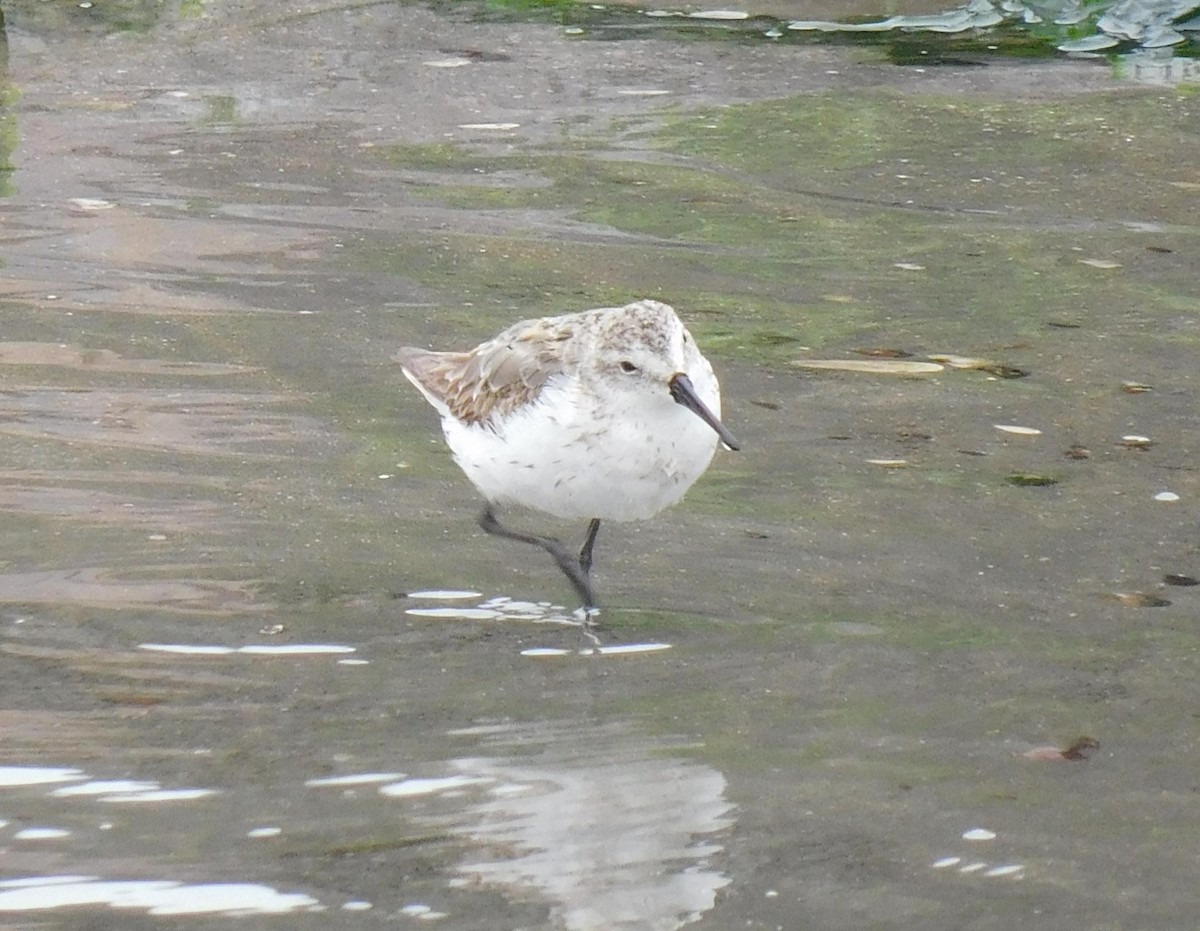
<box><xmin>1</xmin><ymin>1</ymin><xmax>1198</xmax><ymax>928</ymax></box>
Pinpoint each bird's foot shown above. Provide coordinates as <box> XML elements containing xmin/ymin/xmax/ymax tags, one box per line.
<box><xmin>572</xmin><ymin>605</ymin><xmax>603</xmax><ymax>650</ymax></box>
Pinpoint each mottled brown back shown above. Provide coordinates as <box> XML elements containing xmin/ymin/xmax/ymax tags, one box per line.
<box><xmin>395</xmin><ymin>316</ymin><xmax>577</xmax><ymax>426</ymax></box>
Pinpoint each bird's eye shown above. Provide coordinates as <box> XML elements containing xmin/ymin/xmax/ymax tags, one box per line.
<box><xmin>619</xmin><ymin>360</ymin><xmax>639</xmax><ymax>374</ymax></box>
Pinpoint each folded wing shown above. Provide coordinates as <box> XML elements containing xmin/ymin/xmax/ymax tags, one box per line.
<box><xmin>395</xmin><ymin>316</ymin><xmax>574</xmax><ymax>427</ymax></box>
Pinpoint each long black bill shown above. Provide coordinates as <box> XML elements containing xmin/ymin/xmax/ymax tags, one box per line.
<box><xmin>669</xmin><ymin>373</ymin><xmax>741</xmax><ymax>451</ymax></box>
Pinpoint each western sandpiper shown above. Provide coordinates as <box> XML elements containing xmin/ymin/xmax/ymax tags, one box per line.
<box><xmin>395</xmin><ymin>299</ymin><xmax>739</xmax><ymax>612</ymax></box>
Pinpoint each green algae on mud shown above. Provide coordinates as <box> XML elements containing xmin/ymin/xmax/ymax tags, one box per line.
<box><xmin>356</xmin><ymin>88</ymin><xmax>1199</xmax><ymax>378</ymax></box>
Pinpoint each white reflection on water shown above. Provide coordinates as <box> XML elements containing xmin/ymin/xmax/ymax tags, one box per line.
<box><xmin>138</xmin><ymin>642</ymin><xmax>356</xmax><ymax>656</ymax></box>
<box><xmin>455</xmin><ymin>757</ymin><xmax>731</xmax><ymax>930</ymax></box>
<box><xmin>405</xmin><ymin>594</ymin><xmax>575</xmax><ymax>624</ymax></box>
<box><xmin>406</xmin><ymin>593</ymin><xmax>676</xmax><ymax>656</ymax></box>
<box><xmin>50</xmin><ymin>780</ymin><xmax>161</xmax><ymax>797</ymax></box>
<box><xmin>0</xmin><ymin>764</ymin><xmax>215</xmax><ymax>804</ymax></box>
<box><xmin>376</xmin><ymin>740</ymin><xmax>734</xmax><ymax>931</ymax></box>
<box><xmin>0</xmin><ymin>766</ymin><xmax>85</xmax><ymax>787</ymax></box>
<box><xmin>0</xmin><ymin>877</ymin><xmax>318</xmax><ymax>915</ymax></box>
<box><xmin>12</xmin><ymin>827</ymin><xmax>71</xmax><ymax>840</ymax></box>
<box><xmin>0</xmin><ymin>765</ymin><xmax>319</xmax><ymax>917</ymax></box>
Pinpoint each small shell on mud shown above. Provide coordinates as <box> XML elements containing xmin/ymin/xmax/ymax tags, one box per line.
<box><xmin>927</xmin><ymin>354</ymin><xmax>1028</xmax><ymax>378</ymax></box>
<box><xmin>866</xmin><ymin>458</ymin><xmax>908</xmax><ymax>467</ymax></box>
<box><xmin>794</xmin><ymin>359</ymin><xmax>944</xmax><ymax>375</ymax></box>
<box><xmin>1023</xmin><ymin>736</ymin><xmax>1099</xmax><ymax>761</ymax></box>
<box><xmin>1121</xmin><ymin>381</ymin><xmax>1154</xmax><ymax>393</ymax></box>
<box><xmin>994</xmin><ymin>424</ymin><xmax>1042</xmax><ymax>436</ymax></box>
<box><xmin>1023</xmin><ymin>746</ymin><xmax>1070</xmax><ymax>761</ymax></box>
<box><xmin>1006</xmin><ymin>473</ymin><xmax>1057</xmax><ymax>486</ymax></box>
<box><xmin>1153</xmin><ymin>491</ymin><xmax>1180</xmax><ymax>502</ymax></box>
<box><xmin>1078</xmin><ymin>258</ymin><xmax>1122</xmax><ymax>269</ymax></box>
<box><xmin>962</xmin><ymin>828</ymin><xmax>996</xmax><ymax>841</ymax></box>
<box><xmin>1121</xmin><ymin>435</ymin><xmax>1153</xmax><ymax>449</ymax></box>
<box><xmin>1106</xmin><ymin>591</ymin><xmax>1171</xmax><ymax>608</ymax></box>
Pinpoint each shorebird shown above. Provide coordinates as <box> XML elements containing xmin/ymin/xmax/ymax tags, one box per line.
<box><xmin>395</xmin><ymin>299</ymin><xmax>739</xmax><ymax>612</ymax></box>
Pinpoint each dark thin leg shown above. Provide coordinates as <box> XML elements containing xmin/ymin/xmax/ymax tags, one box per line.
<box><xmin>478</xmin><ymin>506</ymin><xmax>597</xmax><ymax>610</ymax></box>
<box><xmin>578</xmin><ymin>519</ymin><xmax>601</xmax><ymax>576</ymax></box>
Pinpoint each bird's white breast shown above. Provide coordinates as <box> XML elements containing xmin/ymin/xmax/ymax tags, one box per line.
<box><xmin>439</xmin><ymin>370</ymin><xmax>721</xmax><ymax>522</ymax></box>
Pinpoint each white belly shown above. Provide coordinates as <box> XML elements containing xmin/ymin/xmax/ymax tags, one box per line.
<box><xmin>440</xmin><ymin>378</ymin><xmax>721</xmax><ymax>522</ymax></box>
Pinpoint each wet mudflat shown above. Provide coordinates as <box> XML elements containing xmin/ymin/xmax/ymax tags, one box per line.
<box><xmin>1</xmin><ymin>1</ymin><xmax>1199</xmax><ymax>928</ymax></box>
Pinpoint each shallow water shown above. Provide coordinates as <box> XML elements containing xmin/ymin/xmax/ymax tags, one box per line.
<box><xmin>1</xmin><ymin>1</ymin><xmax>1199</xmax><ymax>928</ymax></box>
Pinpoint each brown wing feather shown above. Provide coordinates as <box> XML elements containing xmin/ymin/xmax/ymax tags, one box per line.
<box><xmin>395</xmin><ymin>317</ymin><xmax>575</xmax><ymax>426</ymax></box>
